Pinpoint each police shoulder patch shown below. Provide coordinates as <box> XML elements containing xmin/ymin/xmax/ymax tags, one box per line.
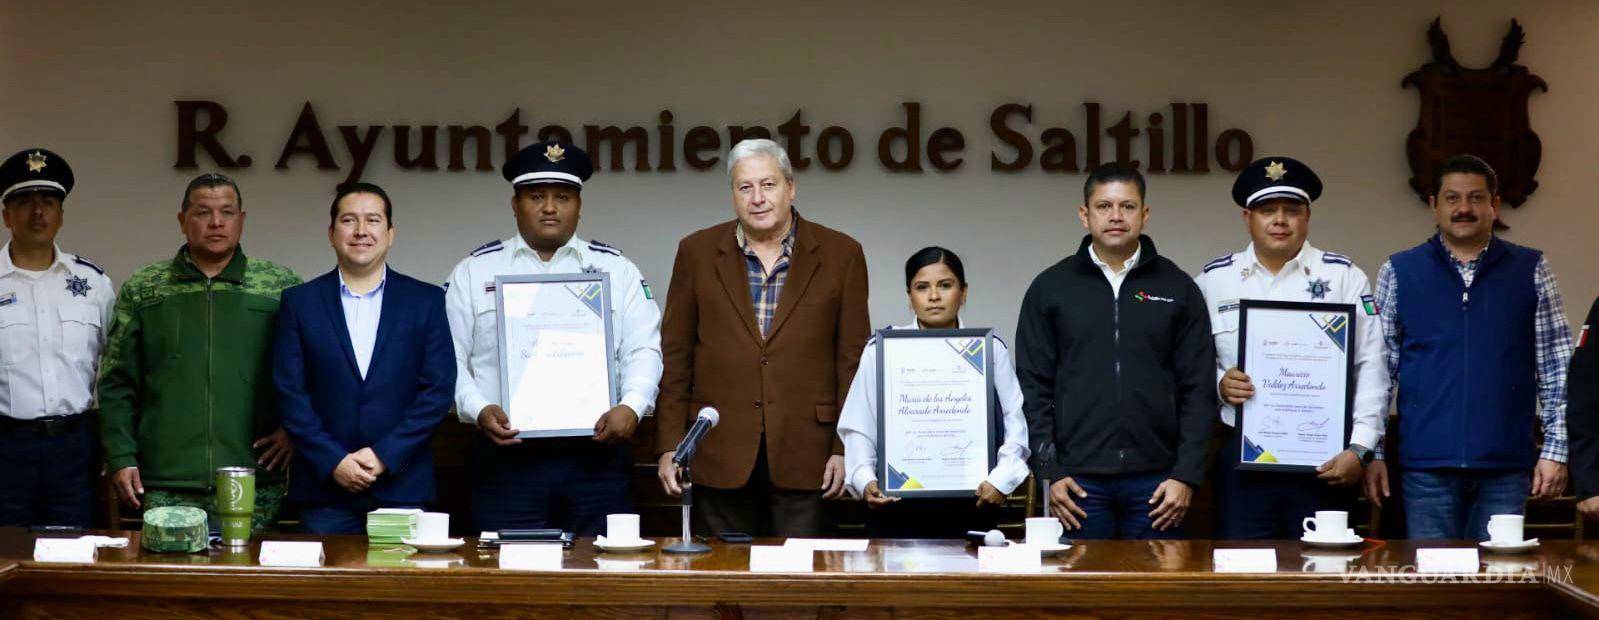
<box><xmin>470</xmin><ymin>240</ymin><xmax>503</xmax><ymax>257</ymax></box>
<box><xmin>71</xmin><ymin>255</ymin><xmax>105</xmax><ymax>275</ymax></box>
<box><xmin>588</xmin><ymin>240</ymin><xmax>622</xmax><ymax>256</ymax></box>
<box><xmin>1202</xmin><ymin>255</ymin><xmax>1235</xmax><ymax>273</ymax></box>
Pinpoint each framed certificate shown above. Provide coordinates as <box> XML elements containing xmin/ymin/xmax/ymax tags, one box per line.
<box><xmin>495</xmin><ymin>273</ymin><xmax>616</xmax><ymax>438</ymax></box>
<box><xmin>875</xmin><ymin>328</ymin><xmax>998</xmax><ymax>497</ymax></box>
<box><xmin>1235</xmin><ymin>300</ymin><xmax>1355</xmax><ymax>472</ymax></box>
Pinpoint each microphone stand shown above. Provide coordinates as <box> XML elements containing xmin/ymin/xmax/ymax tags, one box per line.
<box><xmin>663</xmin><ymin>463</ymin><xmax>710</xmax><ymax>554</ymax></box>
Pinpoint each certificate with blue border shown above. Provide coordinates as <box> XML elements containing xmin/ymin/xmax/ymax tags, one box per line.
<box><xmin>1236</xmin><ymin>300</ymin><xmax>1355</xmax><ymax>473</ymax></box>
<box><xmin>875</xmin><ymin>328</ymin><xmax>998</xmax><ymax>497</ymax></box>
<box><xmin>495</xmin><ymin>273</ymin><xmax>617</xmax><ymax>439</ymax></box>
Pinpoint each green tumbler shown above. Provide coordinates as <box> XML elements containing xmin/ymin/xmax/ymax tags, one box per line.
<box><xmin>215</xmin><ymin>466</ymin><xmax>255</xmax><ymax>548</ymax></box>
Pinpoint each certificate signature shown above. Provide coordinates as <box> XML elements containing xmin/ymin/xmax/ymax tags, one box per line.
<box><xmin>1297</xmin><ymin>417</ymin><xmax>1330</xmax><ymax>432</ymax></box>
<box><xmin>941</xmin><ymin>441</ymin><xmax>973</xmax><ymax>458</ymax></box>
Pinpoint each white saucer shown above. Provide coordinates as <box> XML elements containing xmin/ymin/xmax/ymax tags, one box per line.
<box><xmin>1300</xmin><ymin>534</ymin><xmax>1363</xmax><ymax>548</ymax></box>
<box><xmin>1007</xmin><ymin>541</ymin><xmax>1074</xmax><ymax>555</ymax></box>
<box><xmin>401</xmin><ymin>537</ymin><xmax>464</xmax><ymax>552</ymax></box>
<box><xmin>1480</xmin><ymin>538</ymin><xmax>1540</xmax><ymax>553</ymax></box>
<box><xmin>595</xmin><ymin>535</ymin><xmax>656</xmax><ymax>553</ymax></box>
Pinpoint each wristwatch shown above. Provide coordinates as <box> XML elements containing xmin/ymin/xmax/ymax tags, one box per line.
<box><xmin>1347</xmin><ymin>443</ymin><xmax>1375</xmax><ymax>465</ymax></box>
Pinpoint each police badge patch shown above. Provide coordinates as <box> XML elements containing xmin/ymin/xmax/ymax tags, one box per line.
<box><xmin>1306</xmin><ymin>278</ymin><xmax>1331</xmax><ymax>300</ymax></box>
<box><xmin>65</xmin><ymin>274</ymin><xmax>90</xmax><ymax>297</ymax></box>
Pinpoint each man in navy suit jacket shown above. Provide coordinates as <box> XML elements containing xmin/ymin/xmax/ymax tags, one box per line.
<box><xmin>274</xmin><ymin>183</ymin><xmax>455</xmax><ymax>534</ymax></box>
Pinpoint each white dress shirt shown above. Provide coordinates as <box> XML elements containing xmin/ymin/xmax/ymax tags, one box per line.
<box><xmin>1193</xmin><ymin>242</ymin><xmax>1389</xmax><ymax>450</ymax></box>
<box><xmin>338</xmin><ymin>268</ymin><xmax>386</xmax><ymax>379</ymax></box>
<box><xmin>836</xmin><ymin>318</ymin><xmax>1033</xmax><ymax>498</ymax></box>
<box><xmin>1088</xmin><ymin>241</ymin><xmax>1143</xmax><ymax>298</ymax></box>
<box><xmin>445</xmin><ymin>234</ymin><xmax>663</xmax><ymax>423</ymax></box>
<box><xmin>0</xmin><ymin>243</ymin><xmax>115</xmax><ymax>420</ymax></box>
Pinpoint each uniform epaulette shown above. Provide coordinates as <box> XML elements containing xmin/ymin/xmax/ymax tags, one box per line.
<box><xmin>470</xmin><ymin>240</ymin><xmax>504</xmax><ymax>257</ymax></box>
<box><xmin>71</xmin><ymin>255</ymin><xmax>105</xmax><ymax>275</ymax></box>
<box><xmin>588</xmin><ymin>240</ymin><xmax>622</xmax><ymax>256</ymax></box>
<box><xmin>1321</xmin><ymin>252</ymin><xmax>1352</xmax><ymax>267</ymax></box>
<box><xmin>1202</xmin><ymin>255</ymin><xmax>1235</xmax><ymax>273</ymax></box>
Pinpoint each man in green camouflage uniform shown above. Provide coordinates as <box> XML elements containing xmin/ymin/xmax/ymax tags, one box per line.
<box><xmin>99</xmin><ymin>173</ymin><xmax>302</xmax><ymax>534</ymax></box>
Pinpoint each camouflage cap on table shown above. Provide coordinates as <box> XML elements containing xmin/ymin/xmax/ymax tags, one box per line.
<box><xmin>141</xmin><ymin>506</ymin><xmax>209</xmax><ymax>553</ymax></box>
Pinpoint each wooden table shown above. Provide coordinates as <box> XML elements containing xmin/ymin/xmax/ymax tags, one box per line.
<box><xmin>2</xmin><ymin>528</ymin><xmax>1597</xmax><ymax>619</ymax></box>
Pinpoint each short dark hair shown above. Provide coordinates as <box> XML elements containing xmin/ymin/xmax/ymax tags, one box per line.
<box><xmin>330</xmin><ymin>182</ymin><xmax>394</xmax><ymax>227</ymax></box>
<box><xmin>1083</xmin><ymin>162</ymin><xmax>1146</xmax><ymax>204</ymax></box>
<box><xmin>904</xmin><ymin>246</ymin><xmax>967</xmax><ymax>290</ymax></box>
<box><xmin>1432</xmin><ymin>154</ymin><xmax>1498</xmax><ymax>197</ymax></box>
<box><xmin>181</xmin><ymin>172</ymin><xmax>242</xmax><ymax>212</ymax></box>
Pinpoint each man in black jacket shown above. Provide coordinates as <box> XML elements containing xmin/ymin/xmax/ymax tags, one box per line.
<box><xmin>1569</xmin><ymin>296</ymin><xmax>1599</xmax><ymax>521</ymax></box>
<box><xmin>1016</xmin><ymin>162</ymin><xmax>1216</xmax><ymax>539</ymax></box>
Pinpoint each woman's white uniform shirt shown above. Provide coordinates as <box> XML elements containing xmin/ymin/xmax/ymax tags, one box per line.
<box><xmin>836</xmin><ymin>319</ymin><xmax>1032</xmax><ymax>498</ymax></box>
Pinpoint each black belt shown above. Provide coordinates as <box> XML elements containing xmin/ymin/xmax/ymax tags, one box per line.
<box><xmin>0</xmin><ymin>413</ymin><xmax>90</xmax><ymax>437</ymax></box>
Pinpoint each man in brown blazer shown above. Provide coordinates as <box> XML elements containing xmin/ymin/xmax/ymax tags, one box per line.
<box><xmin>656</xmin><ymin>138</ymin><xmax>871</xmax><ymax>537</ymax></box>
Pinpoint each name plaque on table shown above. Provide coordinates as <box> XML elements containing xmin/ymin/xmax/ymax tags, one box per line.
<box><xmin>1236</xmin><ymin>300</ymin><xmax>1355</xmax><ymax>472</ymax></box>
<box><xmin>876</xmin><ymin>328</ymin><xmax>998</xmax><ymax>497</ymax></box>
<box><xmin>495</xmin><ymin>273</ymin><xmax>617</xmax><ymax>438</ymax></box>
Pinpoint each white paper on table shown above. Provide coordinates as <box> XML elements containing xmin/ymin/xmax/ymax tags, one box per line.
<box><xmin>749</xmin><ymin>545</ymin><xmax>814</xmax><ymax>572</ymax></box>
<box><xmin>499</xmin><ymin>542</ymin><xmax>564</xmax><ymax>571</ymax></box>
<box><xmin>1416</xmin><ymin>548</ymin><xmax>1480</xmax><ymax>573</ymax></box>
<box><xmin>1239</xmin><ymin>308</ymin><xmax>1350</xmax><ymax>467</ymax></box>
<box><xmin>259</xmin><ymin>541</ymin><xmax>324</xmax><ymax>567</ymax></box>
<box><xmin>1213</xmin><ymin>548</ymin><xmax>1278</xmax><ymax>573</ymax></box>
<box><xmin>880</xmin><ymin>335</ymin><xmax>992</xmax><ymax>492</ymax></box>
<box><xmin>783</xmin><ymin>538</ymin><xmax>870</xmax><ymax>552</ymax></box>
<box><xmin>33</xmin><ymin>538</ymin><xmax>97</xmax><ymax>563</ymax></box>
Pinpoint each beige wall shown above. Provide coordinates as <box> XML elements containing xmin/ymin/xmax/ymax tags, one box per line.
<box><xmin>4</xmin><ymin>0</ymin><xmax>1597</xmax><ymax>342</ymax></box>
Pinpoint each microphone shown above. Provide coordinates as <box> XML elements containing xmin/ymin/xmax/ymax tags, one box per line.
<box><xmin>671</xmin><ymin>407</ymin><xmax>720</xmax><ymax>466</ymax></box>
<box><xmin>965</xmin><ymin>529</ymin><xmax>1006</xmax><ymax>547</ymax></box>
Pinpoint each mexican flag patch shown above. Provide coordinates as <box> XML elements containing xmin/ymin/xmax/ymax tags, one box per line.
<box><xmin>1360</xmin><ymin>294</ymin><xmax>1378</xmax><ymax>316</ymax></box>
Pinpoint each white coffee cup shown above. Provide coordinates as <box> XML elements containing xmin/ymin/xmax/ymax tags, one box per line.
<box><xmin>416</xmin><ymin>511</ymin><xmax>450</xmax><ymax>541</ymax></box>
<box><xmin>1487</xmin><ymin>514</ymin><xmax>1525</xmax><ymax>544</ymax></box>
<box><xmin>607</xmin><ymin>513</ymin><xmax>642</xmax><ymax>543</ymax></box>
<box><xmin>1301</xmin><ymin>510</ymin><xmax>1349</xmax><ymax>540</ymax></box>
<box><xmin>1024</xmin><ymin>517</ymin><xmax>1064</xmax><ymax>546</ymax></box>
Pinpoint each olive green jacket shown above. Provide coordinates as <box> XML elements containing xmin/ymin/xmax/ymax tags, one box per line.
<box><xmin>98</xmin><ymin>246</ymin><xmax>301</xmax><ymax>490</ymax></box>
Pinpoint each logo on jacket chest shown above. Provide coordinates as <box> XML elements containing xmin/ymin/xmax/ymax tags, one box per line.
<box><xmin>1132</xmin><ymin>290</ymin><xmax>1175</xmax><ymax>303</ymax></box>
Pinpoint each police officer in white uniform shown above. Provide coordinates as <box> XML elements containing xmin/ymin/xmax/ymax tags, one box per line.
<box><xmin>445</xmin><ymin>140</ymin><xmax>663</xmax><ymax>535</ymax></box>
<box><xmin>1195</xmin><ymin>156</ymin><xmax>1388</xmax><ymax>540</ymax></box>
<box><xmin>0</xmin><ymin>148</ymin><xmax>115</xmax><ymax>527</ymax></box>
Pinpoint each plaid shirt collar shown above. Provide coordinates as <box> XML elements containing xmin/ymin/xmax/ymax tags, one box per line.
<box><xmin>1436</xmin><ymin>233</ymin><xmax>1493</xmax><ymax>285</ymax></box>
<box><xmin>735</xmin><ymin>212</ymin><xmax>798</xmax><ymax>260</ymax></box>
<box><xmin>1438</xmin><ymin>232</ymin><xmax>1492</xmax><ymax>268</ymax></box>
<box><xmin>737</xmin><ymin>212</ymin><xmax>799</xmax><ymax>338</ymax></box>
